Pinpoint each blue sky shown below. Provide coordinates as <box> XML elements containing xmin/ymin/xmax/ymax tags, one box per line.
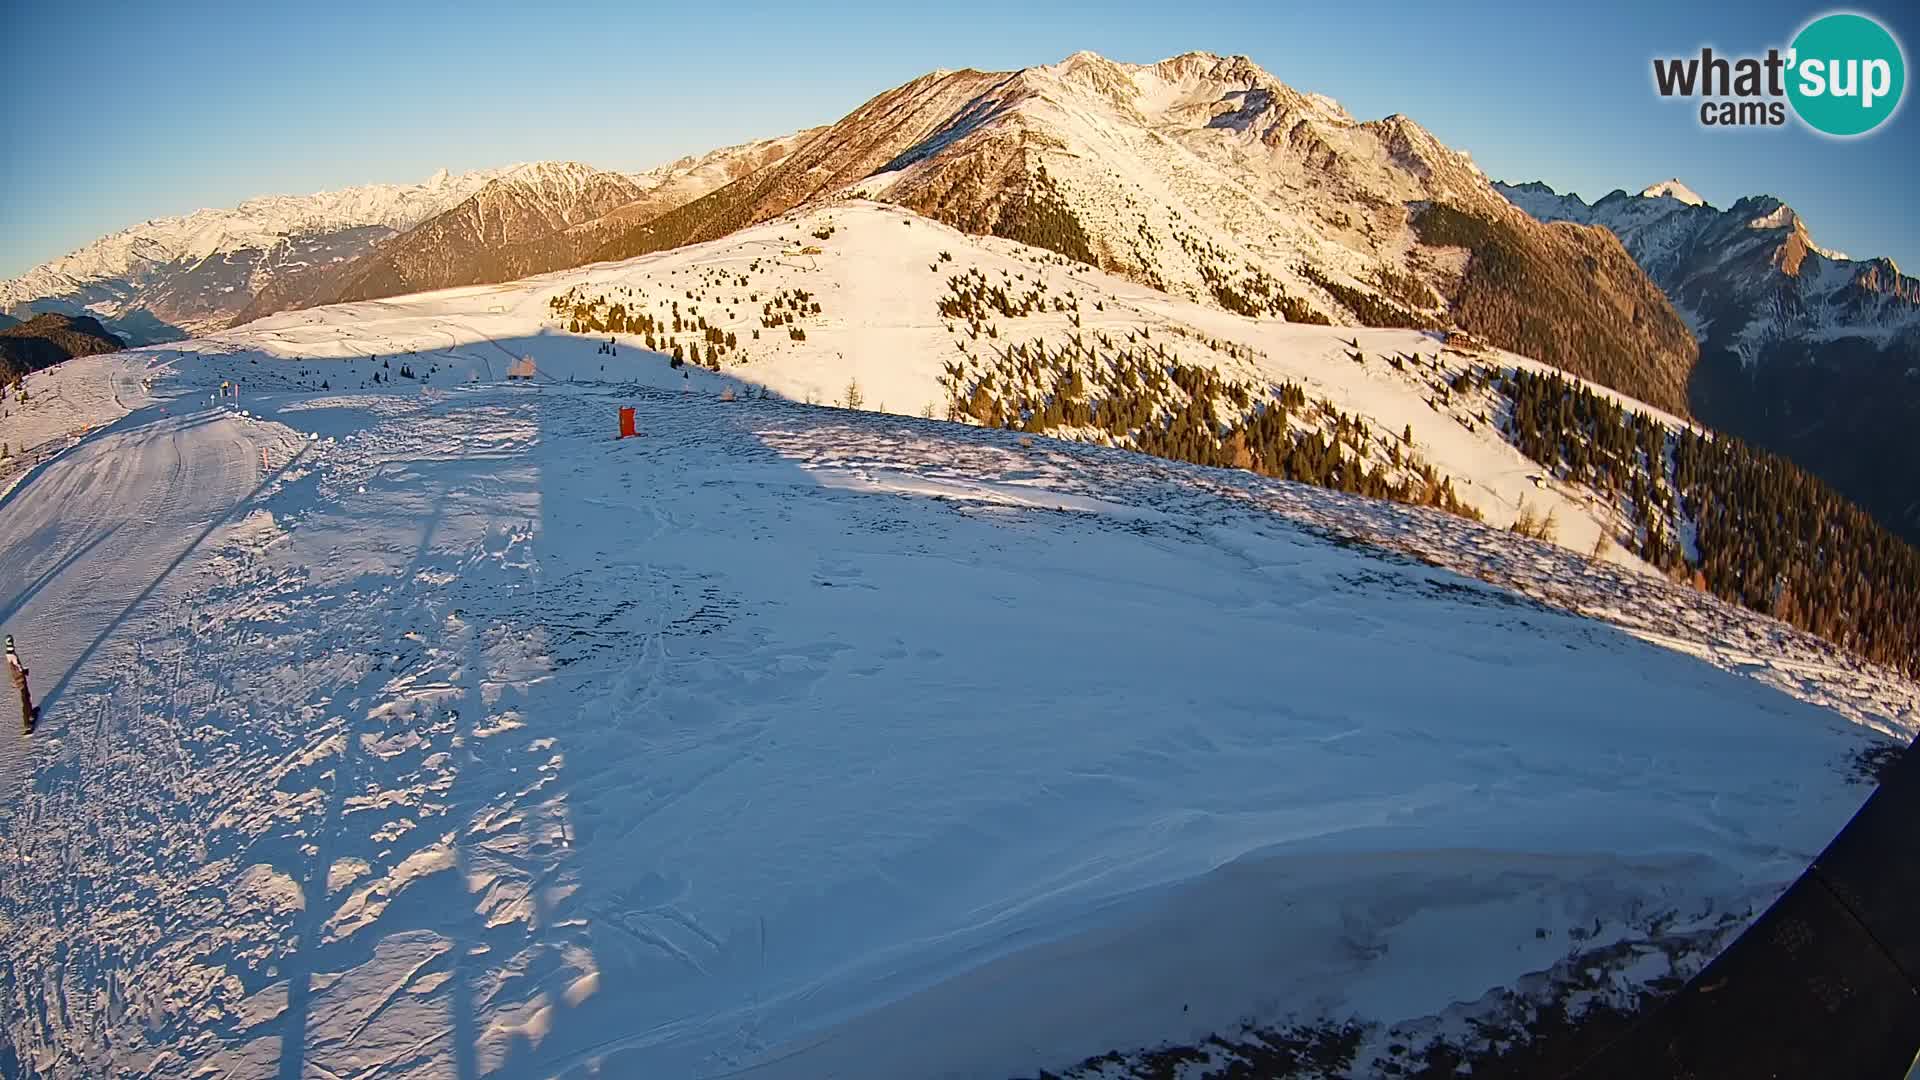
<box><xmin>3</xmin><ymin>0</ymin><xmax>1916</xmax><ymax>278</ymax></box>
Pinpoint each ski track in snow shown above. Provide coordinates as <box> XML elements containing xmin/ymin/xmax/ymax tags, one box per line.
<box><xmin>0</xmin><ymin>381</ymin><xmax>304</xmax><ymax>793</ymax></box>
<box><xmin>1</xmin><ymin>361</ymin><xmax>1916</xmax><ymax>1077</ymax></box>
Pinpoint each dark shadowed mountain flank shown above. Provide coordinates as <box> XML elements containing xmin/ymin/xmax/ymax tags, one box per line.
<box><xmin>0</xmin><ymin>313</ymin><xmax>125</xmax><ymax>382</ymax></box>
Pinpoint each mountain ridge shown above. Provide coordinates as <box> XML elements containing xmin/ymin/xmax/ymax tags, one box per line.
<box><xmin>3</xmin><ymin>134</ymin><xmax>821</xmax><ymax>343</ymax></box>
<box><xmin>0</xmin><ymin>312</ymin><xmax>126</xmax><ymax>384</ymax></box>
<box><xmin>228</xmin><ymin>132</ymin><xmax>821</xmax><ymax>326</ymax></box>
<box><xmin>1639</xmin><ymin>178</ymin><xmax>1705</xmax><ymax>205</ymax></box>
<box><xmin>587</xmin><ymin>50</ymin><xmax>1698</xmax><ymax>416</ymax></box>
<box><xmin>228</xmin><ymin>162</ymin><xmax>649</xmax><ymax>318</ymax></box>
<box><xmin>0</xmin><ymin>167</ymin><xmax>517</xmax><ymax>340</ymax></box>
<box><xmin>1495</xmin><ymin>177</ymin><xmax>1920</xmax><ymax>543</ymax></box>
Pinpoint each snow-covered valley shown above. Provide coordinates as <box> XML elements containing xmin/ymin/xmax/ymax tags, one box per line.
<box><xmin>1</xmin><ymin>206</ymin><xmax>1916</xmax><ymax>1079</ymax></box>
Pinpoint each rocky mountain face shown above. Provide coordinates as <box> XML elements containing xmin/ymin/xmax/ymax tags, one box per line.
<box><xmin>2</xmin><ymin>136</ymin><xmax>821</xmax><ymax>343</ymax></box>
<box><xmin>330</xmin><ymin>161</ymin><xmax>649</xmax><ymax>303</ymax></box>
<box><xmin>233</xmin><ymin>162</ymin><xmax>649</xmax><ymax>319</ymax></box>
<box><xmin>229</xmin><ymin>133</ymin><xmax>819</xmax><ymax>325</ymax></box>
<box><xmin>1497</xmin><ymin>179</ymin><xmax>1920</xmax><ymax>543</ymax></box>
<box><xmin>0</xmin><ymin>313</ymin><xmax>125</xmax><ymax>382</ymax></box>
<box><xmin>594</xmin><ymin>51</ymin><xmax>1697</xmax><ymax>415</ymax></box>
<box><xmin>0</xmin><ymin>169</ymin><xmax>512</xmax><ymax>343</ymax></box>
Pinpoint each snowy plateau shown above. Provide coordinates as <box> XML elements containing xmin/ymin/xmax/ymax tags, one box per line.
<box><xmin>1</xmin><ymin>201</ymin><xmax>1916</xmax><ymax>1080</ymax></box>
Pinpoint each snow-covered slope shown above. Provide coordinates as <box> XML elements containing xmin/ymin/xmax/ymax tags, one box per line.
<box><xmin>0</xmin><ymin>169</ymin><xmax>515</xmax><ymax>342</ymax></box>
<box><xmin>594</xmin><ymin>51</ymin><xmax>1697</xmax><ymax>417</ymax></box>
<box><xmin>202</xmin><ymin>201</ymin><xmax>1689</xmax><ymax>571</ymax></box>
<box><xmin>0</xmin><ymin>264</ymin><xmax>1913</xmax><ymax>1077</ymax></box>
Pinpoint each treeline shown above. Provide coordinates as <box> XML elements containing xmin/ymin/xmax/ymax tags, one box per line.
<box><xmin>1413</xmin><ymin>203</ymin><xmax>1696</xmax><ymax>417</ymax></box>
<box><xmin>548</xmin><ymin>277</ymin><xmax>825</xmax><ymax>370</ymax></box>
<box><xmin>1501</xmin><ymin>369</ymin><xmax>1683</xmax><ymax>567</ymax></box>
<box><xmin>1171</xmin><ymin>226</ymin><xmax>1327</xmax><ymax>324</ymax></box>
<box><xmin>945</xmin><ymin>330</ymin><xmax>1478</xmax><ymax>520</ymax></box>
<box><xmin>1496</xmin><ymin>367</ymin><xmax>1920</xmax><ymax>677</ymax></box>
<box><xmin>1300</xmin><ymin>266</ymin><xmax>1435</xmax><ymax>330</ymax></box>
<box><xmin>990</xmin><ymin>167</ymin><xmax>1098</xmax><ymax>267</ymax></box>
<box><xmin>759</xmin><ymin>287</ymin><xmax>821</xmax><ymax>330</ymax></box>
<box><xmin>1675</xmin><ymin>429</ymin><xmax>1920</xmax><ymax>674</ymax></box>
<box><xmin>0</xmin><ymin>313</ymin><xmax>125</xmax><ymax>384</ymax></box>
<box><xmin>937</xmin><ymin>266</ymin><xmax>1079</xmax><ymax>326</ymax></box>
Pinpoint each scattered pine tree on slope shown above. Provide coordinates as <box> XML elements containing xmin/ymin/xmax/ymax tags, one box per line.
<box><xmin>945</xmin><ymin>327</ymin><xmax>1479</xmax><ymax>522</ymax></box>
<box><xmin>1414</xmin><ymin>204</ymin><xmax>1697</xmax><ymax>417</ymax></box>
<box><xmin>1495</xmin><ymin>366</ymin><xmax>1920</xmax><ymax>678</ymax></box>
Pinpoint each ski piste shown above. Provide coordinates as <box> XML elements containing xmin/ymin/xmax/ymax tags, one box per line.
<box><xmin>0</xmin><ymin>336</ymin><xmax>1912</xmax><ymax>1077</ymax></box>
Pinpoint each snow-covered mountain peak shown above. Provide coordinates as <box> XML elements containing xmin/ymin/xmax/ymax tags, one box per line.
<box><xmin>564</xmin><ymin>51</ymin><xmax>1694</xmax><ymax>419</ymax></box>
<box><xmin>1144</xmin><ymin>50</ymin><xmax>1269</xmax><ymax>86</ymax></box>
<box><xmin>499</xmin><ymin>159</ymin><xmax>601</xmax><ymax>184</ymax></box>
<box><xmin>0</xmin><ymin>165</ymin><xmax>517</xmax><ymax>337</ymax></box>
<box><xmin>1850</xmin><ymin>256</ymin><xmax>1915</xmax><ymax>300</ymax></box>
<box><xmin>1640</xmin><ymin>178</ymin><xmax>1706</xmax><ymax>205</ymax></box>
<box><xmin>1737</xmin><ymin>195</ymin><xmax>1800</xmax><ymax>231</ymax></box>
<box><xmin>478</xmin><ymin>161</ymin><xmax>628</xmax><ymax>211</ymax></box>
<box><xmin>1032</xmin><ymin>49</ymin><xmax>1347</xmax><ymax>130</ymax></box>
<box><xmin>1047</xmin><ymin>48</ymin><xmax>1253</xmax><ymax>84</ymax></box>
<box><xmin>1498</xmin><ymin>178</ymin><xmax>1918</xmax><ymax>334</ymax></box>
<box><xmin>1053</xmin><ymin>48</ymin><xmax>1130</xmax><ymax>76</ymax></box>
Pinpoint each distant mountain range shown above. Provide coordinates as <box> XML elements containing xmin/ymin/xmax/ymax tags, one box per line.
<box><xmin>0</xmin><ymin>135</ymin><xmax>816</xmax><ymax>344</ymax></box>
<box><xmin>230</xmin><ymin>132</ymin><xmax>818</xmax><ymax>324</ymax></box>
<box><xmin>0</xmin><ymin>168</ymin><xmax>513</xmax><ymax>341</ymax></box>
<box><xmin>1496</xmin><ymin>179</ymin><xmax>1920</xmax><ymax>543</ymax></box>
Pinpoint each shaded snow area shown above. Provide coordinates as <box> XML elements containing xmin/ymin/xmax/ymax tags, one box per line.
<box><xmin>1</xmin><ymin>358</ymin><xmax>1914</xmax><ymax>1078</ymax></box>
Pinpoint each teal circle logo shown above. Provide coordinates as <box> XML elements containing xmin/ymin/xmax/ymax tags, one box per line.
<box><xmin>1788</xmin><ymin>13</ymin><xmax>1906</xmax><ymax>136</ymax></box>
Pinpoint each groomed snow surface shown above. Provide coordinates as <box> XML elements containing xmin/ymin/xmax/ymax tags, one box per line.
<box><xmin>2</xmin><ymin>209</ymin><xmax>1916</xmax><ymax>1078</ymax></box>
